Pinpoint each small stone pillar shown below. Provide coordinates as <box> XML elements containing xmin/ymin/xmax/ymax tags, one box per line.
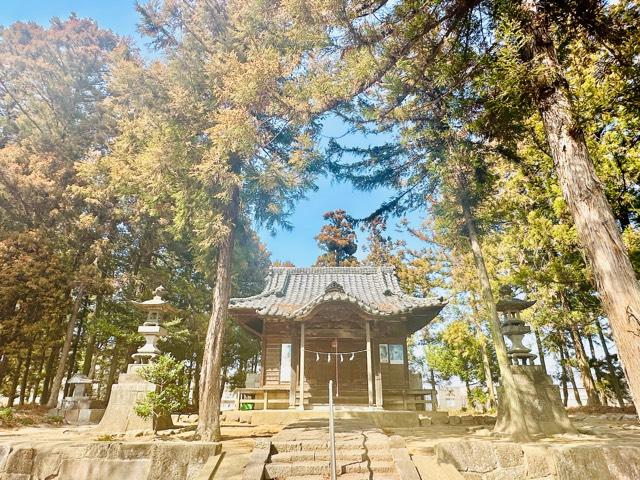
<box><xmin>97</xmin><ymin>286</ymin><xmax>178</xmax><ymax>433</ymax></box>
<box><xmin>495</xmin><ymin>295</ymin><xmax>575</xmax><ymax>436</ymax></box>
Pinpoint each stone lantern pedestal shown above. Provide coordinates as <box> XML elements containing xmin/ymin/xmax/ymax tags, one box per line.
<box><xmin>97</xmin><ymin>286</ymin><xmax>177</xmax><ymax>433</ymax></box>
<box><xmin>494</xmin><ymin>296</ymin><xmax>575</xmax><ymax>436</ymax></box>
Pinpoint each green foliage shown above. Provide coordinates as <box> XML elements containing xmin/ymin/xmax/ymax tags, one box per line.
<box><xmin>134</xmin><ymin>355</ymin><xmax>187</xmax><ymax>429</ymax></box>
<box><xmin>315</xmin><ymin>209</ymin><xmax>359</xmax><ymax>266</ymax></box>
<box><xmin>425</xmin><ymin>321</ymin><xmax>487</xmax><ymax>386</ymax></box>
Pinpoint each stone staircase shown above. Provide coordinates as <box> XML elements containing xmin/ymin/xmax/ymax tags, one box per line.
<box><xmin>250</xmin><ymin>419</ymin><xmax>418</xmax><ymax>480</ymax></box>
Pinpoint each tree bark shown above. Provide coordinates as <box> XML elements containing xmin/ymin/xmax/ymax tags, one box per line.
<box><xmin>18</xmin><ymin>344</ymin><xmax>33</xmax><ymax>406</ymax></box>
<box><xmin>197</xmin><ymin>183</ymin><xmax>240</xmax><ymax>442</ymax></box>
<box><xmin>523</xmin><ymin>1</ymin><xmax>640</xmax><ymax>413</ymax></box>
<box><xmin>569</xmin><ymin>325</ymin><xmax>601</xmax><ymax>406</ymax></box>
<box><xmin>40</xmin><ymin>345</ymin><xmax>59</xmax><ymax>405</ymax></box>
<box><xmin>561</xmin><ymin>341</ymin><xmax>582</xmax><ymax>406</ymax></box>
<box><xmin>64</xmin><ymin>310</ymin><xmax>85</xmax><ymax>397</ymax></box>
<box><xmin>470</xmin><ymin>299</ymin><xmax>496</xmax><ymax>407</ymax></box>
<box><xmin>47</xmin><ymin>288</ymin><xmax>85</xmax><ymax>408</ymax></box>
<box><xmin>29</xmin><ymin>348</ymin><xmax>47</xmax><ymax>404</ymax></box>
<box><xmin>82</xmin><ymin>295</ymin><xmax>102</xmax><ymax>377</ymax></box>
<box><xmin>534</xmin><ymin>329</ymin><xmax>547</xmax><ymax>374</ymax></box>
<box><xmin>587</xmin><ymin>333</ymin><xmax>607</xmax><ymax>405</ymax></box>
<box><xmin>103</xmin><ymin>345</ymin><xmax>120</xmax><ymax>403</ymax></box>
<box><xmin>0</xmin><ymin>354</ymin><xmax>8</xmax><ymax>387</ymax></box>
<box><xmin>559</xmin><ymin>346</ymin><xmax>569</xmax><ymax>406</ymax></box>
<box><xmin>461</xmin><ymin>198</ymin><xmax>531</xmax><ymax>440</ymax></box>
<box><xmin>596</xmin><ymin>318</ymin><xmax>626</xmax><ymax>408</ymax></box>
<box><xmin>7</xmin><ymin>354</ymin><xmax>23</xmax><ymax>408</ymax></box>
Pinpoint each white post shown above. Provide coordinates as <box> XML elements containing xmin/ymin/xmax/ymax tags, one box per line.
<box><xmin>298</xmin><ymin>323</ymin><xmax>305</xmax><ymax>410</ymax></box>
<box><xmin>329</xmin><ymin>380</ymin><xmax>337</xmax><ymax>480</ymax></box>
<box><xmin>366</xmin><ymin>321</ymin><xmax>374</xmax><ymax>407</ymax></box>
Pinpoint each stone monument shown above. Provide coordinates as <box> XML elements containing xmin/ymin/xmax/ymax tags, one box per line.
<box><xmin>60</xmin><ymin>373</ymin><xmax>106</xmax><ymax>425</ymax></box>
<box><xmin>495</xmin><ymin>294</ymin><xmax>575</xmax><ymax>436</ymax></box>
<box><xmin>97</xmin><ymin>286</ymin><xmax>178</xmax><ymax>433</ymax></box>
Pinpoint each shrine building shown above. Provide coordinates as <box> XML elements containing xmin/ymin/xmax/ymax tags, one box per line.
<box><xmin>229</xmin><ymin>266</ymin><xmax>446</xmax><ymax>410</ymax></box>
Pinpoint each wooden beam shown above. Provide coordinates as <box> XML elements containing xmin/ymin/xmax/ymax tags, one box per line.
<box><xmin>366</xmin><ymin>321</ymin><xmax>374</xmax><ymax>407</ymax></box>
<box><xmin>298</xmin><ymin>322</ymin><xmax>305</xmax><ymax>410</ymax></box>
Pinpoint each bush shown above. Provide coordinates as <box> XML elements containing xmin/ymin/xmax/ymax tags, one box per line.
<box><xmin>0</xmin><ymin>407</ymin><xmax>16</xmax><ymax>427</ymax></box>
<box><xmin>133</xmin><ymin>354</ymin><xmax>187</xmax><ymax>431</ymax></box>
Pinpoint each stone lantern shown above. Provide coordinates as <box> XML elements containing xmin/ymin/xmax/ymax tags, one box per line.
<box><xmin>496</xmin><ymin>297</ymin><xmax>537</xmax><ymax>366</ymax></box>
<box><xmin>130</xmin><ymin>286</ymin><xmax>178</xmax><ymax>367</ymax></box>
<box><xmin>97</xmin><ymin>286</ymin><xmax>178</xmax><ymax>433</ymax></box>
<box><xmin>59</xmin><ymin>373</ymin><xmax>106</xmax><ymax>425</ymax></box>
<box><xmin>494</xmin><ymin>291</ymin><xmax>575</xmax><ymax>436</ymax></box>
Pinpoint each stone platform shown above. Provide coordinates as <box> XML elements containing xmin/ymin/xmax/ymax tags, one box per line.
<box><xmin>222</xmin><ymin>409</ymin><xmax>426</xmax><ymax>428</ymax></box>
<box><xmin>0</xmin><ymin>439</ymin><xmax>221</xmax><ymax>480</ymax></box>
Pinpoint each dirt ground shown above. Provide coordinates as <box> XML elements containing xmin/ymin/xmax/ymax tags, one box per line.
<box><xmin>385</xmin><ymin>414</ymin><xmax>640</xmax><ymax>457</ymax></box>
<box><xmin>2</xmin><ymin>412</ymin><xmax>639</xmax><ymax>479</ymax></box>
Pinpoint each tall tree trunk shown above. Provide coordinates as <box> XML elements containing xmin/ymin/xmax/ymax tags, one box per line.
<box><xmin>47</xmin><ymin>288</ymin><xmax>85</xmax><ymax>408</ymax></box>
<box><xmin>64</xmin><ymin>310</ymin><xmax>85</xmax><ymax>397</ymax></box>
<box><xmin>7</xmin><ymin>354</ymin><xmax>23</xmax><ymax>408</ymax></box>
<box><xmin>523</xmin><ymin>1</ymin><xmax>640</xmax><ymax>413</ymax></box>
<box><xmin>587</xmin><ymin>333</ymin><xmax>607</xmax><ymax>406</ymax></box>
<box><xmin>82</xmin><ymin>295</ymin><xmax>102</xmax><ymax>377</ymax></box>
<box><xmin>534</xmin><ymin>329</ymin><xmax>547</xmax><ymax>374</ymax></box>
<box><xmin>197</xmin><ymin>182</ymin><xmax>240</xmax><ymax>442</ymax></box>
<box><xmin>18</xmin><ymin>344</ymin><xmax>33</xmax><ymax>406</ymax></box>
<box><xmin>40</xmin><ymin>345</ymin><xmax>59</xmax><ymax>406</ymax></box>
<box><xmin>193</xmin><ymin>358</ymin><xmax>201</xmax><ymax>410</ymax></box>
<box><xmin>29</xmin><ymin>348</ymin><xmax>47</xmax><ymax>404</ymax></box>
<box><xmin>103</xmin><ymin>345</ymin><xmax>120</xmax><ymax>403</ymax></box>
<box><xmin>561</xmin><ymin>341</ymin><xmax>582</xmax><ymax>406</ymax></box>
<box><xmin>0</xmin><ymin>354</ymin><xmax>8</xmax><ymax>387</ymax></box>
<box><xmin>461</xmin><ymin>197</ymin><xmax>531</xmax><ymax>441</ymax></box>
<box><xmin>596</xmin><ymin>318</ymin><xmax>626</xmax><ymax>408</ymax></box>
<box><xmin>569</xmin><ymin>325</ymin><xmax>601</xmax><ymax>406</ymax></box>
<box><xmin>470</xmin><ymin>299</ymin><xmax>496</xmax><ymax>407</ymax></box>
<box><xmin>559</xmin><ymin>346</ymin><xmax>569</xmax><ymax>406</ymax></box>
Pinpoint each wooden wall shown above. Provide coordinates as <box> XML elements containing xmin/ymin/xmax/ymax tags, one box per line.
<box><xmin>260</xmin><ymin>316</ymin><xmax>411</xmax><ymax>404</ymax></box>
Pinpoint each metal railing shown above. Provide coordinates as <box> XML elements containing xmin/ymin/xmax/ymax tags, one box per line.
<box><xmin>329</xmin><ymin>380</ymin><xmax>337</xmax><ymax>480</ymax></box>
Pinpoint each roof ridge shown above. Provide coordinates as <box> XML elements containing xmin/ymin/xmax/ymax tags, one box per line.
<box><xmin>269</xmin><ymin>266</ymin><xmax>395</xmax><ymax>273</ymax></box>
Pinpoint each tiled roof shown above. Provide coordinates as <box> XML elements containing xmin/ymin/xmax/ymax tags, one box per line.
<box><xmin>229</xmin><ymin>266</ymin><xmax>445</xmax><ymax>320</ymax></box>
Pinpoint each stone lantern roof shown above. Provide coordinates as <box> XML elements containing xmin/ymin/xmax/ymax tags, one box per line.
<box><xmin>130</xmin><ymin>285</ymin><xmax>180</xmax><ymax>317</ymax></box>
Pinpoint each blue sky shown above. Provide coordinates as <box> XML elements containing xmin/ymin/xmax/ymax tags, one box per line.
<box><xmin>1</xmin><ymin>0</ymin><xmax>426</xmax><ymax>267</ymax></box>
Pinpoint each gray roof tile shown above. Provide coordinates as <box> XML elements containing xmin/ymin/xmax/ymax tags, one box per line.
<box><xmin>229</xmin><ymin>266</ymin><xmax>444</xmax><ymax>319</ymax></box>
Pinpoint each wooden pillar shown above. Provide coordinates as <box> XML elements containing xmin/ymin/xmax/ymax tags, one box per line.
<box><xmin>260</xmin><ymin>324</ymin><xmax>267</xmax><ymax>387</ymax></box>
<box><xmin>298</xmin><ymin>323</ymin><xmax>305</xmax><ymax>410</ymax></box>
<box><xmin>289</xmin><ymin>324</ymin><xmax>298</xmax><ymax>409</ymax></box>
<box><xmin>374</xmin><ymin>329</ymin><xmax>383</xmax><ymax>408</ymax></box>
<box><xmin>365</xmin><ymin>321</ymin><xmax>374</xmax><ymax>407</ymax></box>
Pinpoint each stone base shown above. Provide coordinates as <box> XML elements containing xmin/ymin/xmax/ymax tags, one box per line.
<box><xmin>0</xmin><ymin>440</ymin><xmax>221</xmax><ymax>480</ymax></box>
<box><xmin>496</xmin><ymin>365</ymin><xmax>575</xmax><ymax>436</ymax></box>
<box><xmin>64</xmin><ymin>408</ymin><xmax>106</xmax><ymax>425</ymax></box>
<box><xmin>435</xmin><ymin>440</ymin><xmax>640</xmax><ymax>480</ymax></box>
<box><xmin>97</xmin><ymin>365</ymin><xmax>172</xmax><ymax>433</ymax></box>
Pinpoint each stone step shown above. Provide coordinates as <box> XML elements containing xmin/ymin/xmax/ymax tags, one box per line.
<box><xmin>270</xmin><ymin>450</ymin><xmax>365</xmax><ymax>463</ymax></box>
<box><xmin>342</xmin><ymin>460</ymin><xmax>397</xmax><ymax>474</ymax></box>
<box><xmin>286</xmin><ymin>475</ymin><xmax>400</xmax><ymax>480</ymax></box>
<box><xmin>271</xmin><ymin>439</ymin><xmax>390</xmax><ymax>453</ymax></box>
<box><xmin>265</xmin><ymin>461</ymin><xmax>330</xmax><ymax>478</ymax></box>
<box><xmin>265</xmin><ymin>459</ymin><xmax>398</xmax><ymax>479</ymax></box>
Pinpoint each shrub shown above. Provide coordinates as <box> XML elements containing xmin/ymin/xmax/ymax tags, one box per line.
<box><xmin>0</xmin><ymin>407</ymin><xmax>16</xmax><ymax>427</ymax></box>
<box><xmin>133</xmin><ymin>354</ymin><xmax>187</xmax><ymax>432</ymax></box>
